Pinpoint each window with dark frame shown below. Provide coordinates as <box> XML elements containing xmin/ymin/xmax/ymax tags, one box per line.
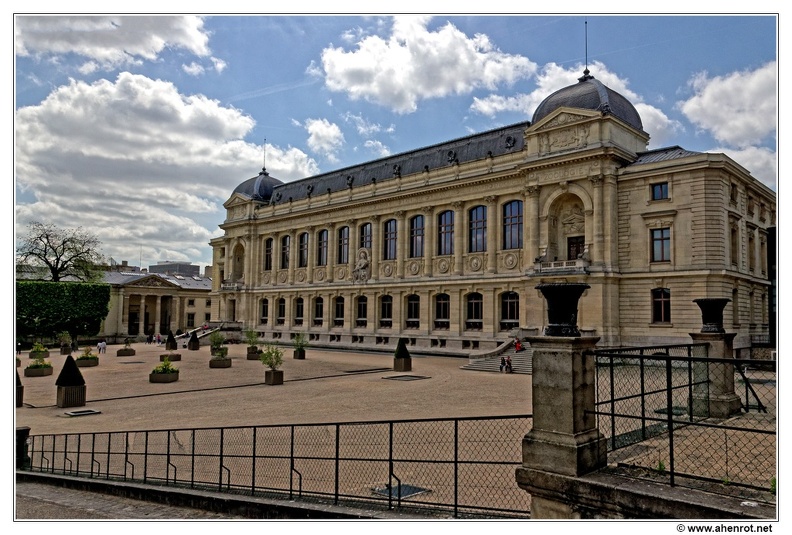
<box><xmin>298</xmin><ymin>233</ymin><xmax>309</xmax><ymax>268</ymax></box>
<box><xmin>465</xmin><ymin>293</ymin><xmax>483</xmax><ymax>330</ymax></box>
<box><xmin>502</xmin><ymin>200</ymin><xmax>523</xmax><ymax>249</ymax></box>
<box><xmin>359</xmin><ymin>222</ymin><xmax>372</xmax><ymax>249</ymax></box>
<box><xmin>651</xmin><ymin>182</ymin><xmax>669</xmax><ymax>201</ymax></box>
<box><xmin>468</xmin><ymin>205</ymin><xmax>487</xmax><ymax>253</ymax></box>
<box><xmin>380</xmin><ymin>295</ymin><xmax>393</xmax><ymax>328</ymax></box>
<box><xmin>187</xmin><ymin>313</ymin><xmax>195</xmax><ymax>328</ymax></box>
<box><xmin>651</xmin><ymin>288</ymin><xmax>671</xmax><ymax>323</ymax></box>
<box><xmin>437</xmin><ymin>210</ymin><xmax>454</xmax><ymax>256</ymax></box>
<box><xmin>406</xmin><ymin>294</ymin><xmax>420</xmax><ymax>329</ymax></box>
<box><xmin>434</xmin><ymin>293</ymin><xmax>450</xmax><ymax>330</ymax></box>
<box><xmin>650</xmin><ymin>228</ymin><xmax>671</xmax><ymax>262</ymax></box>
<box><xmin>500</xmin><ymin>291</ymin><xmax>519</xmax><ymax>331</ymax></box>
<box><xmin>261</xmin><ymin>299</ymin><xmax>269</xmax><ymax>325</ymax></box>
<box><xmin>356</xmin><ymin>296</ymin><xmax>368</xmax><ymax>327</ymax></box>
<box><xmin>314</xmin><ymin>297</ymin><xmax>324</xmax><ymax>326</ymax></box>
<box><xmin>317</xmin><ymin>229</ymin><xmax>328</xmax><ymax>266</ymax></box>
<box><xmin>294</xmin><ymin>297</ymin><xmax>304</xmax><ymax>326</ymax></box>
<box><xmin>409</xmin><ymin>215</ymin><xmax>424</xmax><ymax>258</ymax></box>
<box><xmin>334</xmin><ymin>297</ymin><xmax>345</xmax><ymax>327</ymax></box>
<box><xmin>264</xmin><ymin>238</ymin><xmax>273</xmax><ymax>271</ymax></box>
<box><xmin>280</xmin><ymin>235</ymin><xmax>290</xmax><ymax>269</ymax></box>
<box><xmin>277</xmin><ymin>298</ymin><xmax>286</xmax><ymax>326</ymax></box>
<box><xmin>383</xmin><ymin>219</ymin><xmax>397</xmax><ymax>260</ymax></box>
<box><xmin>337</xmin><ymin>226</ymin><xmax>349</xmax><ymax>264</ymax></box>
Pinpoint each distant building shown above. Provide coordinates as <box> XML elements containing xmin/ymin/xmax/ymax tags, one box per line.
<box><xmin>148</xmin><ymin>261</ymin><xmax>201</xmax><ymax>277</ymax></box>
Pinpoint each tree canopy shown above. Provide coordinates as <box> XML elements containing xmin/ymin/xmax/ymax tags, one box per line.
<box><xmin>16</xmin><ymin>281</ymin><xmax>111</xmax><ymax>341</ymax></box>
<box><xmin>16</xmin><ymin>221</ymin><xmax>104</xmax><ymax>282</ymax></box>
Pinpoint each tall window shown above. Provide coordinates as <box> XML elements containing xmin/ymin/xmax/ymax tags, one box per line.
<box><xmin>359</xmin><ymin>222</ymin><xmax>372</xmax><ymax>249</ymax></box>
<box><xmin>317</xmin><ymin>229</ymin><xmax>328</xmax><ymax>266</ymax></box>
<box><xmin>260</xmin><ymin>299</ymin><xmax>269</xmax><ymax>324</ymax></box>
<box><xmin>264</xmin><ymin>238</ymin><xmax>273</xmax><ymax>271</ymax></box>
<box><xmin>298</xmin><ymin>232</ymin><xmax>309</xmax><ymax>268</ymax></box>
<box><xmin>434</xmin><ymin>293</ymin><xmax>450</xmax><ymax>330</ymax></box>
<box><xmin>406</xmin><ymin>294</ymin><xmax>420</xmax><ymax>329</ymax></box>
<box><xmin>438</xmin><ymin>210</ymin><xmax>454</xmax><ymax>255</ymax></box>
<box><xmin>651</xmin><ymin>288</ymin><xmax>671</xmax><ymax>323</ymax></box>
<box><xmin>280</xmin><ymin>235</ymin><xmax>290</xmax><ymax>269</ymax></box>
<box><xmin>748</xmin><ymin>231</ymin><xmax>756</xmax><ymax>272</ymax></box>
<box><xmin>383</xmin><ymin>219</ymin><xmax>397</xmax><ymax>260</ymax></box>
<box><xmin>337</xmin><ymin>226</ymin><xmax>350</xmax><ymax>264</ymax></box>
<box><xmin>356</xmin><ymin>296</ymin><xmax>368</xmax><ymax>327</ymax></box>
<box><xmin>468</xmin><ymin>205</ymin><xmax>487</xmax><ymax>253</ymax></box>
<box><xmin>334</xmin><ymin>297</ymin><xmax>345</xmax><ymax>327</ymax></box>
<box><xmin>380</xmin><ymin>295</ymin><xmax>393</xmax><ymax>328</ymax></box>
<box><xmin>410</xmin><ymin>215</ymin><xmax>424</xmax><ymax>258</ymax></box>
<box><xmin>651</xmin><ymin>182</ymin><xmax>669</xmax><ymax>201</ymax></box>
<box><xmin>502</xmin><ymin>200</ymin><xmax>523</xmax><ymax>250</ymax></box>
<box><xmin>314</xmin><ymin>297</ymin><xmax>324</xmax><ymax>327</ymax></box>
<box><xmin>500</xmin><ymin>291</ymin><xmax>520</xmax><ymax>331</ymax></box>
<box><xmin>294</xmin><ymin>297</ymin><xmax>304</xmax><ymax>326</ymax></box>
<box><xmin>466</xmin><ymin>293</ymin><xmax>483</xmax><ymax>330</ymax></box>
<box><xmin>187</xmin><ymin>313</ymin><xmax>195</xmax><ymax>328</ymax></box>
<box><xmin>277</xmin><ymin>298</ymin><xmax>286</xmax><ymax>326</ymax></box>
<box><xmin>650</xmin><ymin>228</ymin><xmax>671</xmax><ymax>262</ymax></box>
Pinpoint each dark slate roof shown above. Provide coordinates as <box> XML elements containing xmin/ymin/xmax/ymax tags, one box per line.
<box><xmin>232</xmin><ymin>169</ymin><xmax>284</xmax><ymax>202</ymax></box>
<box><xmin>532</xmin><ymin>70</ymin><xmax>643</xmax><ymax>132</ymax></box>
<box><xmin>102</xmin><ymin>271</ymin><xmax>212</xmax><ymax>290</ymax></box>
<box><xmin>266</xmin><ymin>122</ymin><xmax>528</xmax><ymax>205</ymax></box>
<box><xmin>629</xmin><ymin>146</ymin><xmax>701</xmax><ymax>166</ymax></box>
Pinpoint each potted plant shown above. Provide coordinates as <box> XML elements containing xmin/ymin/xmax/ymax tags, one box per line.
<box><xmin>393</xmin><ymin>338</ymin><xmax>412</xmax><ymax>372</ymax></box>
<box><xmin>29</xmin><ymin>342</ymin><xmax>50</xmax><ymax>360</ymax></box>
<box><xmin>57</xmin><ymin>331</ymin><xmax>72</xmax><ymax>355</ymax></box>
<box><xmin>25</xmin><ymin>354</ymin><xmax>53</xmax><ymax>377</ymax></box>
<box><xmin>292</xmin><ymin>332</ymin><xmax>308</xmax><ymax>359</ymax></box>
<box><xmin>244</xmin><ymin>329</ymin><xmax>260</xmax><ymax>359</ymax></box>
<box><xmin>149</xmin><ymin>357</ymin><xmax>179</xmax><ymax>383</ymax></box>
<box><xmin>209</xmin><ymin>351</ymin><xmax>232</xmax><ymax>368</ymax></box>
<box><xmin>161</xmin><ymin>332</ymin><xmax>181</xmax><ymax>361</ymax></box>
<box><xmin>209</xmin><ymin>330</ymin><xmax>228</xmax><ymax>357</ymax></box>
<box><xmin>117</xmin><ymin>338</ymin><xmax>136</xmax><ymax>356</ymax></box>
<box><xmin>75</xmin><ymin>346</ymin><xmax>99</xmax><ymax>367</ymax></box>
<box><xmin>259</xmin><ymin>343</ymin><xmax>284</xmax><ymax>385</ymax></box>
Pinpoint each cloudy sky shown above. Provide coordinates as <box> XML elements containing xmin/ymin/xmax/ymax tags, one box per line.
<box><xmin>13</xmin><ymin>11</ymin><xmax>780</xmax><ymax>272</ymax></box>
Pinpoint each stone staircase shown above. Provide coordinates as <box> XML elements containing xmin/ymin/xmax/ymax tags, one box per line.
<box><xmin>461</xmin><ymin>347</ymin><xmax>533</xmax><ymax>375</ymax></box>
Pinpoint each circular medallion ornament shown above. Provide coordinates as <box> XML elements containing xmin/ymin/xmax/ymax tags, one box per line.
<box><xmin>297</xmin><ymin>271</ymin><xmax>306</xmax><ymax>282</ymax></box>
<box><xmin>337</xmin><ymin>268</ymin><xmax>347</xmax><ymax>279</ymax></box>
<box><xmin>470</xmin><ymin>257</ymin><xmax>482</xmax><ymax>271</ymax></box>
<box><xmin>383</xmin><ymin>264</ymin><xmax>393</xmax><ymax>277</ymax></box>
<box><xmin>316</xmin><ymin>269</ymin><xmax>325</xmax><ymax>281</ymax></box>
<box><xmin>278</xmin><ymin>272</ymin><xmax>287</xmax><ymax>284</ymax></box>
<box><xmin>262</xmin><ymin>274</ymin><xmax>271</xmax><ymax>284</ymax></box>
<box><xmin>504</xmin><ymin>253</ymin><xmax>517</xmax><ymax>269</ymax></box>
<box><xmin>438</xmin><ymin>259</ymin><xmax>450</xmax><ymax>274</ymax></box>
<box><xmin>409</xmin><ymin>261</ymin><xmax>420</xmax><ymax>275</ymax></box>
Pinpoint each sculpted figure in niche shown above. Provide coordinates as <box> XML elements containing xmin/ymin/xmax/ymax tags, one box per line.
<box><xmin>352</xmin><ymin>248</ymin><xmax>370</xmax><ymax>283</ymax></box>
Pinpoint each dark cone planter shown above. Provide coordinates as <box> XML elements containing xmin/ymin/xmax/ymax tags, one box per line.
<box><xmin>160</xmin><ymin>353</ymin><xmax>182</xmax><ymax>362</ymax></box>
<box><xmin>117</xmin><ymin>348</ymin><xmax>136</xmax><ymax>356</ymax></box>
<box><xmin>293</xmin><ymin>349</ymin><xmax>306</xmax><ymax>360</ymax></box>
<box><xmin>150</xmin><ymin>372</ymin><xmax>179</xmax><ymax>383</ymax></box>
<box><xmin>209</xmin><ymin>357</ymin><xmax>232</xmax><ymax>368</ymax></box>
<box><xmin>694</xmin><ymin>298</ymin><xmax>731</xmax><ymax>334</ymax></box>
<box><xmin>29</xmin><ymin>350</ymin><xmax>50</xmax><ymax>359</ymax></box>
<box><xmin>57</xmin><ymin>385</ymin><xmax>86</xmax><ymax>408</ymax></box>
<box><xmin>75</xmin><ymin>358</ymin><xmax>99</xmax><ymax>368</ymax></box>
<box><xmin>265</xmin><ymin>369</ymin><xmax>284</xmax><ymax>385</ymax></box>
<box><xmin>394</xmin><ymin>357</ymin><xmax>412</xmax><ymax>372</ymax></box>
<box><xmin>24</xmin><ymin>367</ymin><xmax>53</xmax><ymax>377</ymax></box>
<box><xmin>536</xmin><ymin>282</ymin><xmax>590</xmax><ymax>337</ymax></box>
<box><xmin>188</xmin><ymin>332</ymin><xmax>200</xmax><ymax>350</ymax></box>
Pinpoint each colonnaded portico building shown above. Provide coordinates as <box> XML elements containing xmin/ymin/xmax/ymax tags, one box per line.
<box><xmin>209</xmin><ymin>70</ymin><xmax>776</xmax><ymax>356</ymax></box>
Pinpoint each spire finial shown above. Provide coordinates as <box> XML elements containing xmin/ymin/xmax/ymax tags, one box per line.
<box><xmin>261</xmin><ymin>138</ymin><xmax>268</xmax><ymax>175</ymax></box>
<box><xmin>578</xmin><ymin>18</ymin><xmax>593</xmax><ymax>82</ymax></box>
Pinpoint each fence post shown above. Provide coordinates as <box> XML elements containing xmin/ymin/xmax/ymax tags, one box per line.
<box><xmin>15</xmin><ymin>426</ymin><xmax>30</xmax><ymax>470</ymax></box>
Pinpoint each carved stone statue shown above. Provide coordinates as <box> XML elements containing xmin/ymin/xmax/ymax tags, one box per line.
<box><xmin>351</xmin><ymin>248</ymin><xmax>371</xmax><ymax>283</ymax></box>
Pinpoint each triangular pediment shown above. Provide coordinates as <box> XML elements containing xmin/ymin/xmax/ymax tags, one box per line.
<box><xmin>529</xmin><ymin>107</ymin><xmax>601</xmax><ymax>133</ymax></box>
<box><xmin>123</xmin><ymin>274</ymin><xmax>180</xmax><ymax>289</ymax></box>
<box><xmin>224</xmin><ymin>193</ymin><xmax>252</xmax><ymax>209</ymax></box>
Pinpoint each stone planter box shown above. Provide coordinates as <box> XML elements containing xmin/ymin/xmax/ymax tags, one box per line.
<box><xmin>265</xmin><ymin>369</ymin><xmax>284</xmax><ymax>385</ymax></box>
<box><xmin>293</xmin><ymin>349</ymin><xmax>306</xmax><ymax>360</ymax></box>
<box><xmin>246</xmin><ymin>349</ymin><xmax>260</xmax><ymax>360</ymax></box>
<box><xmin>57</xmin><ymin>385</ymin><xmax>86</xmax><ymax>408</ymax></box>
<box><xmin>393</xmin><ymin>357</ymin><xmax>412</xmax><ymax>372</ymax></box>
<box><xmin>24</xmin><ymin>367</ymin><xmax>53</xmax><ymax>377</ymax></box>
<box><xmin>149</xmin><ymin>372</ymin><xmax>179</xmax><ymax>383</ymax></box>
<box><xmin>75</xmin><ymin>358</ymin><xmax>99</xmax><ymax>368</ymax></box>
<box><xmin>29</xmin><ymin>350</ymin><xmax>50</xmax><ymax>360</ymax></box>
<box><xmin>212</xmin><ymin>347</ymin><xmax>229</xmax><ymax>358</ymax></box>
<box><xmin>60</xmin><ymin>346</ymin><xmax>71</xmax><ymax>355</ymax></box>
<box><xmin>209</xmin><ymin>357</ymin><xmax>232</xmax><ymax>368</ymax></box>
<box><xmin>117</xmin><ymin>348</ymin><xmax>136</xmax><ymax>356</ymax></box>
<box><xmin>160</xmin><ymin>353</ymin><xmax>182</xmax><ymax>362</ymax></box>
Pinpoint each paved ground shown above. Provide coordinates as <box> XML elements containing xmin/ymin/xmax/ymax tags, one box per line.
<box><xmin>15</xmin><ymin>341</ymin><xmax>532</xmax><ymax>520</ymax></box>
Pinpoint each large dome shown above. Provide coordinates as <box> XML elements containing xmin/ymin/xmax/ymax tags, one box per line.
<box><xmin>232</xmin><ymin>168</ymin><xmax>284</xmax><ymax>202</ymax></box>
<box><xmin>531</xmin><ymin>70</ymin><xmax>643</xmax><ymax>132</ymax></box>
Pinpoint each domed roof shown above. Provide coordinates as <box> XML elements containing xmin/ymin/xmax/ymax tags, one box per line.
<box><xmin>531</xmin><ymin>70</ymin><xmax>643</xmax><ymax>132</ymax></box>
<box><xmin>232</xmin><ymin>168</ymin><xmax>284</xmax><ymax>202</ymax></box>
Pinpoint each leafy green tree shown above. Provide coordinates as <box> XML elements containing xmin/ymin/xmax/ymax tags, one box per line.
<box><xmin>16</xmin><ymin>221</ymin><xmax>104</xmax><ymax>282</ymax></box>
<box><xmin>16</xmin><ymin>281</ymin><xmax>110</xmax><ymax>342</ymax></box>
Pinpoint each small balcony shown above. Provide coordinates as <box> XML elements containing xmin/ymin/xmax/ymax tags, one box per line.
<box><xmin>532</xmin><ymin>258</ymin><xmax>590</xmax><ymax>275</ymax></box>
<box><xmin>221</xmin><ymin>281</ymin><xmax>242</xmax><ymax>291</ymax></box>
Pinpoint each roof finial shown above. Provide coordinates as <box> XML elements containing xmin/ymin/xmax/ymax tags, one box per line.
<box><xmin>579</xmin><ymin>18</ymin><xmax>593</xmax><ymax>82</ymax></box>
<box><xmin>261</xmin><ymin>138</ymin><xmax>269</xmax><ymax>175</ymax></box>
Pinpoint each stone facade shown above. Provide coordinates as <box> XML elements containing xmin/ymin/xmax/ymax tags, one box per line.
<box><xmin>210</xmin><ymin>75</ymin><xmax>775</xmax><ymax>356</ymax></box>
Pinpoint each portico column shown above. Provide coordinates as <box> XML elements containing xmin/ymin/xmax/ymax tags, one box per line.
<box><xmin>485</xmin><ymin>196</ymin><xmax>498</xmax><ymax>273</ymax></box>
<box><xmin>452</xmin><ymin>201</ymin><xmax>464</xmax><ymax>276</ymax></box>
<box><xmin>138</xmin><ymin>294</ymin><xmax>147</xmax><ymax>337</ymax></box>
<box><xmin>348</xmin><ymin>220</ymin><xmax>358</xmax><ymax>275</ymax></box>
<box><xmin>118</xmin><ymin>290</ymin><xmax>127</xmax><ymax>336</ymax></box>
<box><xmin>395</xmin><ymin>211</ymin><xmax>406</xmax><ymax>278</ymax></box>
<box><xmin>155</xmin><ymin>295</ymin><xmax>162</xmax><ymax>336</ymax></box>
<box><xmin>272</xmin><ymin>233</ymin><xmax>281</xmax><ymax>286</ymax></box>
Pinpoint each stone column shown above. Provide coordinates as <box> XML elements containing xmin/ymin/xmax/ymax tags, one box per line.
<box><xmin>118</xmin><ymin>290</ymin><xmax>127</xmax><ymax>336</ymax></box>
<box><xmin>327</xmin><ymin>223</ymin><xmax>336</xmax><ymax>283</ymax></box>
<box><xmin>690</xmin><ymin>298</ymin><xmax>742</xmax><ymax>418</ymax></box>
<box><xmin>348</xmin><ymin>220</ymin><xmax>358</xmax><ymax>275</ymax></box>
<box><xmin>138</xmin><ymin>295</ymin><xmax>147</xmax><ymax>338</ymax></box>
<box><xmin>423</xmin><ymin>207</ymin><xmax>434</xmax><ymax>277</ymax></box>
<box><xmin>307</xmin><ymin>227</ymin><xmax>315</xmax><ymax>284</ymax></box>
<box><xmin>370</xmin><ymin>216</ymin><xmax>380</xmax><ymax>282</ymax></box>
<box><xmin>515</xmin><ymin>283</ymin><xmax>607</xmax><ymax>518</ymax></box>
<box><xmin>395</xmin><ymin>211</ymin><xmax>406</xmax><ymax>279</ymax></box>
<box><xmin>590</xmin><ymin>175</ymin><xmax>603</xmax><ymax>264</ymax></box>
<box><xmin>525</xmin><ymin>185</ymin><xmax>540</xmax><ymax>271</ymax></box>
<box><xmin>452</xmin><ymin>202</ymin><xmax>464</xmax><ymax>275</ymax></box>
<box><xmin>287</xmin><ymin>231</ymin><xmax>297</xmax><ymax>285</ymax></box>
<box><xmin>485</xmin><ymin>195</ymin><xmax>498</xmax><ymax>273</ymax></box>
<box><xmin>155</xmin><ymin>295</ymin><xmax>162</xmax><ymax>337</ymax></box>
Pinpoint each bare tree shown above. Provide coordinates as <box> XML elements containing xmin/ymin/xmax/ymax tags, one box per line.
<box><xmin>16</xmin><ymin>221</ymin><xmax>104</xmax><ymax>282</ymax></box>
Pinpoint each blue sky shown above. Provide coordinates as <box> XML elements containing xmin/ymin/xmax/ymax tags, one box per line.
<box><xmin>13</xmin><ymin>11</ymin><xmax>779</xmax><ymax>271</ymax></box>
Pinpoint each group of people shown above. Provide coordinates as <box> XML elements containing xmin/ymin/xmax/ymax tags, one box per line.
<box><xmin>499</xmin><ymin>355</ymin><xmax>513</xmax><ymax>373</ymax></box>
<box><xmin>145</xmin><ymin>333</ymin><xmax>163</xmax><ymax>345</ymax></box>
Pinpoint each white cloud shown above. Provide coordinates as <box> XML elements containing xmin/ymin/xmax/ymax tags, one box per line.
<box><xmin>319</xmin><ymin>16</ymin><xmax>536</xmax><ymax>114</ymax></box>
<box><xmin>183</xmin><ymin>62</ymin><xmax>205</xmax><ymax>76</ymax></box>
<box><xmin>678</xmin><ymin>62</ymin><xmax>777</xmax><ymax>149</ymax></box>
<box><xmin>303</xmin><ymin>118</ymin><xmax>345</xmax><ymax>162</ymax></box>
<box><xmin>342</xmin><ymin>112</ymin><xmax>388</xmax><ymax>136</ymax></box>
<box><xmin>15</xmin><ymin>15</ymin><xmax>212</xmax><ymax>71</ymax></box>
<box><xmin>15</xmin><ymin>72</ymin><xmax>318</xmax><ymax>266</ymax></box>
<box><xmin>364</xmin><ymin>140</ymin><xmax>390</xmax><ymax>157</ymax></box>
<box><xmin>211</xmin><ymin>57</ymin><xmax>227</xmax><ymax>73</ymax></box>
<box><xmin>715</xmin><ymin>146</ymin><xmax>777</xmax><ymax>191</ymax></box>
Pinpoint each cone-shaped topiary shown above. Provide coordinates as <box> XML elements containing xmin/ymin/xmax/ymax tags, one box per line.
<box><xmin>188</xmin><ymin>331</ymin><xmax>200</xmax><ymax>350</ymax></box>
<box><xmin>55</xmin><ymin>355</ymin><xmax>86</xmax><ymax>387</ymax></box>
<box><xmin>394</xmin><ymin>338</ymin><xmax>411</xmax><ymax>359</ymax></box>
<box><xmin>166</xmin><ymin>331</ymin><xmax>177</xmax><ymax>351</ymax></box>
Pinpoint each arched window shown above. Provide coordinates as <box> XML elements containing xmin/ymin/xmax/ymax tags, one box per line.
<box><xmin>356</xmin><ymin>296</ymin><xmax>368</xmax><ymax>327</ymax></box>
<box><xmin>502</xmin><ymin>200</ymin><xmax>523</xmax><ymax>250</ymax></box>
<box><xmin>437</xmin><ymin>210</ymin><xmax>454</xmax><ymax>255</ymax></box>
<box><xmin>313</xmin><ymin>297</ymin><xmax>324</xmax><ymax>327</ymax></box>
<box><xmin>500</xmin><ymin>291</ymin><xmax>519</xmax><ymax>331</ymax></box>
<box><xmin>298</xmin><ymin>233</ymin><xmax>309</xmax><ymax>268</ymax></box>
<box><xmin>317</xmin><ymin>229</ymin><xmax>328</xmax><ymax>266</ymax></box>
<box><xmin>434</xmin><ymin>293</ymin><xmax>450</xmax><ymax>330</ymax></box>
<box><xmin>260</xmin><ymin>298</ymin><xmax>269</xmax><ymax>325</ymax></box>
<box><xmin>334</xmin><ymin>297</ymin><xmax>345</xmax><ymax>327</ymax></box>
<box><xmin>276</xmin><ymin>298</ymin><xmax>286</xmax><ymax>326</ymax></box>
<box><xmin>468</xmin><ymin>205</ymin><xmax>487</xmax><ymax>253</ymax></box>
<box><xmin>410</xmin><ymin>215</ymin><xmax>424</xmax><ymax>258</ymax></box>
<box><xmin>337</xmin><ymin>226</ymin><xmax>350</xmax><ymax>264</ymax></box>
<box><xmin>406</xmin><ymin>294</ymin><xmax>420</xmax><ymax>329</ymax></box>
<box><xmin>383</xmin><ymin>219</ymin><xmax>397</xmax><ymax>260</ymax></box>
<box><xmin>465</xmin><ymin>292</ymin><xmax>483</xmax><ymax>331</ymax></box>
<box><xmin>294</xmin><ymin>297</ymin><xmax>304</xmax><ymax>326</ymax></box>
<box><xmin>359</xmin><ymin>222</ymin><xmax>372</xmax><ymax>249</ymax></box>
<box><xmin>264</xmin><ymin>238</ymin><xmax>273</xmax><ymax>271</ymax></box>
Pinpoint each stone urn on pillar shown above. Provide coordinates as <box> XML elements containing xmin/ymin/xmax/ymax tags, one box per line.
<box><xmin>693</xmin><ymin>298</ymin><xmax>730</xmax><ymax>333</ymax></box>
<box><xmin>536</xmin><ymin>282</ymin><xmax>590</xmax><ymax>337</ymax></box>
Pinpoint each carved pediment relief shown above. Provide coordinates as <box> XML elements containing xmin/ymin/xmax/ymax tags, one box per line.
<box><xmin>124</xmin><ymin>275</ymin><xmax>180</xmax><ymax>289</ymax></box>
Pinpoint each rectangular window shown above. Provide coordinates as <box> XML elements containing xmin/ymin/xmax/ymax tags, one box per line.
<box><xmin>280</xmin><ymin>236</ymin><xmax>290</xmax><ymax>269</ymax></box>
<box><xmin>650</xmin><ymin>228</ymin><xmax>671</xmax><ymax>262</ymax></box>
<box><xmin>468</xmin><ymin>206</ymin><xmax>487</xmax><ymax>253</ymax></box>
<box><xmin>295</xmin><ymin>298</ymin><xmax>304</xmax><ymax>326</ymax></box>
<box><xmin>359</xmin><ymin>223</ymin><xmax>372</xmax><ymax>249</ymax></box>
<box><xmin>337</xmin><ymin>226</ymin><xmax>349</xmax><ymax>264</ymax></box>
<box><xmin>383</xmin><ymin>219</ymin><xmax>397</xmax><ymax>260</ymax></box>
<box><xmin>356</xmin><ymin>297</ymin><xmax>368</xmax><ymax>328</ymax></box>
<box><xmin>314</xmin><ymin>298</ymin><xmax>324</xmax><ymax>327</ymax></box>
<box><xmin>434</xmin><ymin>294</ymin><xmax>450</xmax><ymax>330</ymax></box>
<box><xmin>298</xmin><ymin>233</ymin><xmax>309</xmax><ymax>268</ymax></box>
<box><xmin>277</xmin><ymin>299</ymin><xmax>286</xmax><ymax>326</ymax></box>
<box><xmin>437</xmin><ymin>211</ymin><xmax>454</xmax><ymax>256</ymax></box>
<box><xmin>261</xmin><ymin>299</ymin><xmax>269</xmax><ymax>325</ymax></box>
<box><xmin>652</xmin><ymin>288</ymin><xmax>671</xmax><ymax>323</ymax></box>
<box><xmin>204</xmin><ymin>313</ymin><xmax>211</xmax><ymax>322</ymax></box>
<box><xmin>502</xmin><ymin>201</ymin><xmax>523</xmax><ymax>250</ymax></box>
<box><xmin>317</xmin><ymin>230</ymin><xmax>328</xmax><ymax>266</ymax></box>
<box><xmin>465</xmin><ymin>293</ymin><xmax>483</xmax><ymax>331</ymax></box>
<box><xmin>264</xmin><ymin>239</ymin><xmax>273</xmax><ymax>271</ymax></box>
<box><xmin>206</xmin><ymin>299</ymin><xmax>211</xmax><ymax>307</ymax></box>
<box><xmin>187</xmin><ymin>313</ymin><xmax>195</xmax><ymax>328</ymax></box>
<box><xmin>651</xmin><ymin>182</ymin><xmax>669</xmax><ymax>201</ymax></box>
<box><xmin>187</xmin><ymin>299</ymin><xmax>195</xmax><ymax>307</ymax></box>
<box><xmin>406</xmin><ymin>295</ymin><xmax>420</xmax><ymax>329</ymax></box>
<box><xmin>410</xmin><ymin>215</ymin><xmax>424</xmax><ymax>258</ymax></box>
<box><xmin>380</xmin><ymin>296</ymin><xmax>392</xmax><ymax>328</ymax></box>
<box><xmin>334</xmin><ymin>298</ymin><xmax>345</xmax><ymax>327</ymax></box>
<box><xmin>500</xmin><ymin>291</ymin><xmax>520</xmax><ymax>331</ymax></box>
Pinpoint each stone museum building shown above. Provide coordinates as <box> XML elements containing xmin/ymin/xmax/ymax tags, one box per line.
<box><xmin>209</xmin><ymin>70</ymin><xmax>776</xmax><ymax>355</ymax></box>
